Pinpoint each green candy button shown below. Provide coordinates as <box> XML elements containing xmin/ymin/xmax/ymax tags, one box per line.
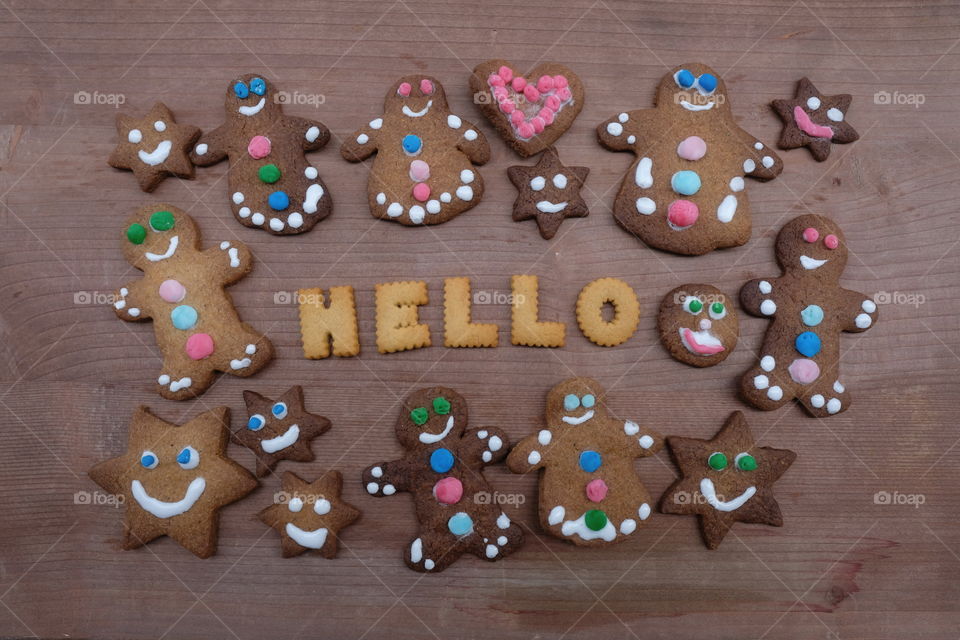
<box><xmin>149</xmin><ymin>210</ymin><xmax>175</xmax><ymax>231</ymax></box>
<box><xmin>708</xmin><ymin>452</ymin><xmax>728</xmax><ymax>470</ymax></box>
<box><xmin>258</xmin><ymin>164</ymin><xmax>281</xmax><ymax>184</ymax></box>
<box><xmin>410</xmin><ymin>407</ymin><xmax>429</xmax><ymax>426</ymax></box>
<box><xmin>126</xmin><ymin>223</ymin><xmax>147</xmax><ymax>244</ymax></box>
<box><xmin>584</xmin><ymin>509</ymin><xmax>607</xmax><ymax>532</ymax></box>
<box><xmin>737</xmin><ymin>453</ymin><xmax>757</xmax><ymax>471</ymax></box>
<box><xmin>432</xmin><ymin>396</ymin><xmax>451</xmax><ymax>415</ymax></box>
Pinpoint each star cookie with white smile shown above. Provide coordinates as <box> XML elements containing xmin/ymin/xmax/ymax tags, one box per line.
<box><xmin>659</xmin><ymin>411</ymin><xmax>795</xmax><ymax>550</ymax></box>
<box><xmin>108</xmin><ymin>102</ymin><xmax>200</xmax><ymax>192</ymax></box>
<box><xmin>232</xmin><ymin>386</ymin><xmax>331</xmax><ymax>477</ymax></box>
<box><xmin>507</xmin><ymin>146</ymin><xmax>589</xmax><ymax>239</ymax></box>
<box><xmin>88</xmin><ymin>406</ymin><xmax>258</xmax><ymax>558</ymax></box>
<box><xmin>771</xmin><ymin>77</ymin><xmax>859</xmax><ymax>161</ymax></box>
<box><xmin>258</xmin><ymin>471</ymin><xmax>360</xmax><ymax>558</ymax></box>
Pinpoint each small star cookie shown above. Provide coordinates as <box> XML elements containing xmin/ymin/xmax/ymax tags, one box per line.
<box><xmin>507</xmin><ymin>147</ymin><xmax>589</xmax><ymax>239</ymax></box>
<box><xmin>771</xmin><ymin>77</ymin><xmax>859</xmax><ymax>161</ymax></box>
<box><xmin>108</xmin><ymin>102</ymin><xmax>200</xmax><ymax>192</ymax></box>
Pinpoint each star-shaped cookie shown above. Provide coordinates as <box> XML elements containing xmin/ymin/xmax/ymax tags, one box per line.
<box><xmin>88</xmin><ymin>406</ymin><xmax>258</xmax><ymax>558</ymax></box>
<box><xmin>258</xmin><ymin>471</ymin><xmax>361</xmax><ymax>558</ymax></box>
<box><xmin>232</xmin><ymin>386</ymin><xmax>332</xmax><ymax>477</ymax></box>
<box><xmin>658</xmin><ymin>411</ymin><xmax>795</xmax><ymax>549</ymax></box>
<box><xmin>771</xmin><ymin>78</ymin><xmax>859</xmax><ymax>161</ymax></box>
<box><xmin>107</xmin><ymin>102</ymin><xmax>201</xmax><ymax>192</ymax></box>
<box><xmin>507</xmin><ymin>146</ymin><xmax>589</xmax><ymax>239</ymax></box>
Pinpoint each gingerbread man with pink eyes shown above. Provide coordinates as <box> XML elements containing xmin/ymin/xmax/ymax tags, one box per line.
<box><xmin>740</xmin><ymin>214</ymin><xmax>878</xmax><ymax>417</ymax></box>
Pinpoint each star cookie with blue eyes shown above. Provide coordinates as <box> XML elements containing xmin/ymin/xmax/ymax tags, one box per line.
<box><xmin>507</xmin><ymin>146</ymin><xmax>590</xmax><ymax>239</ymax></box>
<box><xmin>258</xmin><ymin>471</ymin><xmax>360</xmax><ymax>558</ymax></box>
<box><xmin>108</xmin><ymin>102</ymin><xmax>201</xmax><ymax>192</ymax></box>
<box><xmin>771</xmin><ymin>77</ymin><xmax>859</xmax><ymax>162</ymax></box>
<box><xmin>232</xmin><ymin>386</ymin><xmax>331</xmax><ymax>477</ymax></box>
<box><xmin>659</xmin><ymin>411</ymin><xmax>795</xmax><ymax>549</ymax></box>
<box><xmin>88</xmin><ymin>406</ymin><xmax>258</xmax><ymax>558</ymax></box>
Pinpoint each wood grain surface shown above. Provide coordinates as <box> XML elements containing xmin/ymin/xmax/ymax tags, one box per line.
<box><xmin>1</xmin><ymin>1</ymin><xmax>958</xmax><ymax>638</ymax></box>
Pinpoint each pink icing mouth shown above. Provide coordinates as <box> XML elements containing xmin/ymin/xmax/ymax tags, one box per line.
<box><xmin>680</xmin><ymin>328</ymin><xmax>725</xmax><ymax>355</ymax></box>
<box><xmin>488</xmin><ymin>66</ymin><xmax>573</xmax><ymax>140</ymax></box>
<box><xmin>793</xmin><ymin>106</ymin><xmax>834</xmax><ymax>139</ymax></box>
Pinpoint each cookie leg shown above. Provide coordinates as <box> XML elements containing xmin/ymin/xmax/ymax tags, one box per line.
<box><xmin>470</xmin><ymin>511</ymin><xmax>523</xmax><ymax>562</ymax></box>
<box><xmin>741</xmin><ymin>354</ymin><xmax>794</xmax><ymax>410</ymax></box>
<box><xmin>798</xmin><ymin>378</ymin><xmax>849</xmax><ymax>417</ymax></box>
<box><xmin>156</xmin><ymin>354</ymin><xmax>214</xmax><ymax>400</ymax></box>
<box><xmin>209</xmin><ymin>327</ymin><xmax>272</xmax><ymax>378</ymax></box>
<box><xmin>404</xmin><ymin>534</ymin><xmax>461</xmax><ymax>573</ymax></box>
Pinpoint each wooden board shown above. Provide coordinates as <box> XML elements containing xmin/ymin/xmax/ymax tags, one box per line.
<box><xmin>0</xmin><ymin>0</ymin><xmax>958</xmax><ymax>638</ymax></box>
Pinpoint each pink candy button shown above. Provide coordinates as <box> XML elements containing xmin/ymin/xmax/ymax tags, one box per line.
<box><xmin>677</xmin><ymin>135</ymin><xmax>707</xmax><ymax>161</ymax></box>
<box><xmin>788</xmin><ymin>358</ymin><xmax>820</xmax><ymax>384</ymax></box>
<box><xmin>803</xmin><ymin>227</ymin><xmax>819</xmax><ymax>243</ymax></box>
<box><xmin>586</xmin><ymin>478</ymin><xmax>608</xmax><ymax>503</ymax></box>
<box><xmin>420</xmin><ymin>79</ymin><xmax>433</xmax><ymax>95</ymax></box>
<box><xmin>667</xmin><ymin>200</ymin><xmax>699</xmax><ymax>229</ymax></box>
<box><xmin>433</xmin><ymin>477</ymin><xmax>463</xmax><ymax>505</ymax></box>
<box><xmin>412</xmin><ymin>182</ymin><xmax>430</xmax><ymax>202</ymax></box>
<box><xmin>409</xmin><ymin>159</ymin><xmax>430</xmax><ymax>182</ymax></box>
<box><xmin>158</xmin><ymin>279</ymin><xmax>186</xmax><ymax>303</ymax></box>
<box><xmin>247</xmin><ymin>135</ymin><xmax>271</xmax><ymax>159</ymax></box>
<box><xmin>185</xmin><ymin>333</ymin><xmax>214</xmax><ymax>360</ymax></box>
<box><xmin>824</xmin><ymin>234</ymin><xmax>839</xmax><ymax>249</ymax></box>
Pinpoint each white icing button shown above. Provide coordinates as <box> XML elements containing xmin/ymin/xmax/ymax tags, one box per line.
<box><xmin>527</xmin><ymin>451</ymin><xmax>541</xmax><ymax>465</ymax></box>
<box><xmin>447</xmin><ymin>114</ymin><xmax>462</xmax><ymax>129</ymax></box>
<box><xmin>477</xmin><ymin>430</ymin><xmax>488</xmax><ymax>439</ymax></box>
<box><xmin>269</xmin><ymin>218</ymin><xmax>284</xmax><ymax>232</ymax></box>
<box><xmin>862</xmin><ymin>299</ymin><xmax>877</xmax><ymax>313</ymax></box>
<box><xmin>743</xmin><ymin>158</ymin><xmax>756</xmax><ymax>173</ymax></box>
<box><xmin>623</xmin><ymin>421</ymin><xmax>640</xmax><ymax>436</ymax></box>
<box><xmin>426</xmin><ymin>199</ymin><xmax>441</xmax><ymax>214</ymax></box>
<box><xmin>760</xmin><ymin>299</ymin><xmax>777</xmax><ymax>315</ymax></box>
<box><xmin>488</xmin><ymin>436</ymin><xmax>502</xmax><ymax>452</ymax></box>
<box><xmin>620</xmin><ymin>519</ymin><xmax>637</xmax><ymax>534</ymax></box>
<box><xmin>251</xmin><ymin>212</ymin><xmax>265</xmax><ymax>226</ymax></box>
<box><xmin>530</xmin><ymin>176</ymin><xmax>545</xmax><ymax>191</ymax></box>
<box><xmin>288</xmin><ymin>497</ymin><xmax>303</xmax><ymax>512</ymax></box>
<box><xmin>635</xmin><ymin>197</ymin><xmax>656</xmax><ymax>215</ymax></box>
<box><xmin>238</xmin><ymin>207</ymin><xmax>251</xmax><ymax>218</ymax></box>
<box><xmin>552</xmin><ymin>174</ymin><xmax>567</xmax><ymax>189</ymax></box>
<box><xmin>304</xmin><ymin>167</ymin><xmax>318</xmax><ymax>179</ymax></box>
<box><xmin>827</xmin><ymin>108</ymin><xmax>843</xmax><ymax>122</ymax></box>
<box><xmin>730</xmin><ymin>176</ymin><xmax>745</xmax><ymax>192</ymax></box>
<box><xmin>356</xmin><ymin>133</ymin><xmax>369</xmax><ymax>144</ymax></box>
<box><xmin>754</xmin><ymin>374</ymin><xmax>769</xmax><ymax>390</ymax></box>
<box><xmin>638</xmin><ymin>435</ymin><xmax>654</xmax><ymax>449</ymax></box>
<box><xmin>194</xmin><ymin>143</ymin><xmax>207</xmax><ymax>155</ymax></box>
<box><xmin>811</xmin><ymin>394</ymin><xmax>825</xmax><ymax>408</ymax></box>
<box><xmin>387</xmin><ymin>202</ymin><xmax>403</xmax><ymax>217</ymax></box>
<box><xmin>618</xmin><ymin>112</ymin><xmax>629</xmax><ymax>123</ymax></box>
<box><xmin>128</xmin><ymin>129</ymin><xmax>142</xmax><ymax>143</ymax></box>
<box><xmin>456</xmin><ymin>185</ymin><xmax>473</xmax><ymax>201</ymax></box>
<box><xmin>606</xmin><ymin>122</ymin><xmax>623</xmax><ymax>136</ymax></box>
<box><xmin>754</xmin><ymin>141</ymin><xmax>763</xmax><ymax>150</ymax></box>
<box><xmin>366</xmin><ymin>482</ymin><xmax>379</xmax><ymax>494</ymax></box>
<box><xmin>154</xmin><ymin>120</ymin><xmax>166</xmax><ymax>132</ymax></box>
<box><xmin>305</xmin><ymin>126</ymin><xmax>320</xmax><ymax>142</ymax></box>
<box><xmin>408</xmin><ymin>205</ymin><xmax>426</xmax><ymax>224</ymax></box>
<box><xmin>232</xmin><ymin>191</ymin><xmax>244</xmax><ymax>204</ymax></box>
<box><xmin>627</xmin><ymin>135</ymin><xmax>636</xmax><ymax>144</ymax></box>
<box><xmin>424</xmin><ymin>559</ymin><xmax>435</xmax><ymax>570</ymax></box>
<box><xmin>548</xmin><ymin>506</ymin><xmax>565</xmax><ymax>525</ymax></box>
<box><xmin>382</xmin><ymin>484</ymin><xmax>396</xmax><ymax>495</ymax></box>
<box><xmin>758</xmin><ymin>280</ymin><xmax>772</xmax><ymax>294</ymax></box>
<box><xmin>497</xmin><ymin>513</ymin><xmax>510</xmax><ymax>529</ymax></box>
<box><xmin>245</xmin><ymin>344</ymin><xmax>256</xmax><ymax>355</ymax></box>
<box><xmin>220</xmin><ymin>241</ymin><xmax>230</xmax><ymax>250</ymax></box>
<box><xmin>761</xmin><ymin>156</ymin><xmax>774</xmax><ymax>168</ymax></box>
<box><xmin>440</xmin><ymin>192</ymin><xmax>452</xmax><ymax>203</ymax></box>
<box><xmin>464</xmin><ymin>129</ymin><xmax>478</xmax><ymax>141</ymax></box>
<box><xmin>158</xmin><ymin>374</ymin><xmax>170</xmax><ymax>385</ymax></box>
<box><xmin>482</xmin><ymin>451</ymin><xmax>492</xmax><ymax>462</ymax></box>
<box><xmin>497</xmin><ymin>536</ymin><xmax>507</xmax><ymax>546</ymax></box>
<box><xmin>369</xmin><ymin>118</ymin><xmax>383</xmax><ymax>129</ymax></box>
<box><xmin>538</xmin><ymin>429</ymin><xmax>552</xmax><ymax>445</ymax></box>
<box><xmin>460</xmin><ymin>169</ymin><xmax>474</xmax><ymax>184</ymax></box>
<box><xmin>287</xmin><ymin>212</ymin><xmax>304</xmax><ymax>228</ymax></box>
<box><xmin>833</xmin><ymin>381</ymin><xmax>845</xmax><ymax>394</ymax></box>
<box><xmin>485</xmin><ymin>544</ymin><xmax>498</xmax><ymax>558</ymax></box>
<box><xmin>826</xmin><ymin>398</ymin><xmax>842</xmax><ymax>414</ymax></box>
<box><xmin>806</xmin><ymin>96</ymin><xmax>821</xmax><ymax>110</ymax></box>
<box><xmin>638</xmin><ymin>503</ymin><xmax>651</xmax><ymax>520</ymax></box>
<box><xmin>760</xmin><ymin>355</ymin><xmax>775</xmax><ymax>372</ymax></box>
<box><xmin>855</xmin><ymin>313</ymin><xmax>872</xmax><ymax>329</ymax></box>
<box><xmin>376</xmin><ymin>192</ymin><xmax>386</xmax><ymax>205</ymax></box>
<box><xmin>767</xmin><ymin>386</ymin><xmax>783</xmax><ymax>401</ymax></box>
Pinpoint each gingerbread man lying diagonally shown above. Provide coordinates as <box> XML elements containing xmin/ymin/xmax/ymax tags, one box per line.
<box><xmin>740</xmin><ymin>214</ymin><xmax>878</xmax><ymax>417</ymax></box>
<box><xmin>113</xmin><ymin>204</ymin><xmax>273</xmax><ymax>400</ymax></box>
<box><xmin>361</xmin><ymin>387</ymin><xmax>523</xmax><ymax>572</ymax></box>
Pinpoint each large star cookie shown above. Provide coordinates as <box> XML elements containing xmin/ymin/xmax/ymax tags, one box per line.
<box><xmin>659</xmin><ymin>411</ymin><xmax>795</xmax><ymax>549</ymax></box>
<box><xmin>232</xmin><ymin>386</ymin><xmax>331</xmax><ymax>477</ymax></box>
<box><xmin>88</xmin><ymin>406</ymin><xmax>257</xmax><ymax>558</ymax></box>
<box><xmin>771</xmin><ymin>78</ymin><xmax>859</xmax><ymax>161</ymax></box>
<box><xmin>107</xmin><ymin>102</ymin><xmax>200</xmax><ymax>192</ymax></box>
<box><xmin>507</xmin><ymin>147</ymin><xmax>589</xmax><ymax>239</ymax></box>
<box><xmin>258</xmin><ymin>471</ymin><xmax>361</xmax><ymax>558</ymax></box>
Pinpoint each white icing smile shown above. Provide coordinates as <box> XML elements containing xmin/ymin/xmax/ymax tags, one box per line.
<box><xmin>680</xmin><ymin>100</ymin><xmax>714</xmax><ymax>112</ymax></box>
<box><xmin>800</xmin><ymin>255</ymin><xmax>828</xmax><ymax>270</ymax></box>
<box><xmin>699</xmin><ymin>477</ymin><xmax>756</xmax><ymax>512</ymax></box>
<box><xmin>131</xmin><ymin>477</ymin><xmax>205</xmax><ymax>519</ymax></box>
<box><xmin>419</xmin><ymin>415</ymin><xmax>454</xmax><ymax>443</ymax></box>
<box><xmin>261</xmin><ymin>424</ymin><xmax>300</xmax><ymax>453</ymax></box>
<box><xmin>138</xmin><ymin>140</ymin><xmax>172</xmax><ymax>166</ymax></box>
<box><xmin>239</xmin><ymin>97</ymin><xmax>266</xmax><ymax>116</ymax></box>
<box><xmin>145</xmin><ymin>235</ymin><xmax>179</xmax><ymax>262</ymax></box>
<box><xmin>402</xmin><ymin>100</ymin><xmax>433</xmax><ymax>118</ymax></box>
<box><xmin>536</xmin><ymin>201</ymin><xmax>568</xmax><ymax>213</ymax></box>
<box><xmin>562</xmin><ymin>409</ymin><xmax>594</xmax><ymax>425</ymax></box>
<box><xmin>679</xmin><ymin>328</ymin><xmax>725</xmax><ymax>355</ymax></box>
<box><xmin>285</xmin><ymin>522</ymin><xmax>328</xmax><ymax>549</ymax></box>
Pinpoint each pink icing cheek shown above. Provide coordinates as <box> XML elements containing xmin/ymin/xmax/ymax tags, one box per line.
<box><xmin>537</xmin><ymin>75</ymin><xmax>555</xmax><ymax>92</ymax></box>
<box><xmin>412</xmin><ymin>182</ymin><xmax>431</xmax><ymax>202</ymax></box>
<box><xmin>676</xmin><ymin>135</ymin><xmax>707</xmax><ymax>161</ymax></box>
<box><xmin>409</xmin><ymin>159</ymin><xmax>430</xmax><ymax>182</ymax></box>
<box><xmin>397</xmin><ymin>82</ymin><xmax>411</xmax><ymax>97</ymax></box>
<box><xmin>488</xmin><ymin>73</ymin><xmax>504</xmax><ymax>87</ymax></box>
<box><xmin>419</xmin><ymin>78</ymin><xmax>434</xmax><ymax>95</ymax></box>
<box><xmin>433</xmin><ymin>477</ymin><xmax>463</xmax><ymax>505</ymax></box>
<box><xmin>586</xmin><ymin>478</ymin><xmax>608</xmax><ymax>503</ymax></box>
<box><xmin>158</xmin><ymin>279</ymin><xmax>186</xmax><ymax>303</ymax></box>
<box><xmin>523</xmin><ymin>84</ymin><xmax>541</xmax><ymax>103</ymax></box>
<box><xmin>556</xmin><ymin>87</ymin><xmax>572</xmax><ymax>101</ymax></box>
<box><xmin>553</xmin><ymin>74</ymin><xmax>568</xmax><ymax>89</ymax></box>
<box><xmin>539</xmin><ymin>108</ymin><xmax>555</xmax><ymax>125</ymax></box>
<box><xmin>499</xmin><ymin>100</ymin><xmax>516</xmax><ymax>114</ymax></box>
<box><xmin>498</xmin><ymin>66</ymin><xmax>513</xmax><ymax>83</ymax></box>
<box><xmin>510</xmin><ymin>109</ymin><xmax>525</xmax><ymax>126</ymax></box>
<box><xmin>511</xmin><ymin>76</ymin><xmax>527</xmax><ymax>92</ymax></box>
<box><xmin>545</xmin><ymin>95</ymin><xmax>561</xmax><ymax>111</ymax></box>
<box><xmin>517</xmin><ymin>122</ymin><xmax>536</xmax><ymax>139</ymax></box>
<box><xmin>803</xmin><ymin>227</ymin><xmax>819</xmax><ymax>243</ymax></box>
<box><xmin>531</xmin><ymin>116</ymin><xmax>545</xmax><ymax>134</ymax></box>
<box><xmin>247</xmin><ymin>135</ymin><xmax>271</xmax><ymax>159</ymax></box>
<box><xmin>185</xmin><ymin>333</ymin><xmax>214</xmax><ymax>360</ymax></box>
<box><xmin>824</xmin><ymin>234</ymin><xmax>839</xmax><ymax>249</ymax></box>
<box><xmin>788</xmin><ymin>358</ymin><xmax>820</xmax><ymax>384</ymax></box>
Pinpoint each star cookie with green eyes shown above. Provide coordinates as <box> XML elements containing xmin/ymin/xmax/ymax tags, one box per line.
<box><xmin>507</xmin><ymin>146</ymin><xmax>589</xmax><ymax>239</ymax></box>
<box><xmin>657</xmin><ymin>284</ymin><xmax>739</xmax><ymax>367</ymax></box>
<box><xmin>258</xmin><ymin>471</ymin><xmax>360</xmax><ymax>558</ymax></box>
<box><xmin>108</xmin><ymin>102</ymin><xmax>201</xmax><ymax>192</ymax></box>
<box><xmin>88</xmin><ymin>406</ymin><xmax>258</xmax><ymax>558</ymax></box>
<box><xmin>659</xmin><ymin>411</ymin><xmax>796</xmax><ymax>550</ymax></box>
<box><xmin>771</xmin><ymin>77</ymin><xmax>859</xmax><ymax>162</ymax></box>
<box><xmin>232</xmin><ymin>386</ymin><xmax>331</xmax><ymax>477</ymax></box>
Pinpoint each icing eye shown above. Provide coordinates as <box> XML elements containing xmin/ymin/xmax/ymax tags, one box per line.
<box><xmin>410</xmin><ymin>407</ymin><xmax>429</xmax><ymax>425</ymax></box>
<box><xmin>552</xmin><ymin>174</ymin><xmax>568</xmax><ymax>189</ymax></box>
<box><xmin>806</xmin><ymin>96</ymin><xmax>821</xmax><ymax>110</ymax></box>
<box><xmin>314</xmin><ymin>498</ymin><xmax>331</xmax><ymax>515</ymax></box>
<box><xmin>271</xmin><ymin>402</ymin><xmax>288</xmax><ymax>419</ymax></box>
<box><xmin>149</xmin><ymin>210</ymin><xmax>175</xmax><ymax>232</ymax></box>
<box><xmin>735</xmin><ymin>452</ymin><xmax>757</xmax><ymax>471</ymax></box>
<box><xmin>234</xmin><ymin>81</ymin><xmax>249</xmax><ymax>99</ymax></box>
<box><xmin>432</xmin><ymin>397</ymin><xmax>451</xmax><ymax>415</ymax></box>
<box><xmin>419</xmin><ymin>79</ymin><xmax>434</xmax><ymax>95</ymax></box>
<box><xmin>581</xmin><ymin>394</ymin><xmax>595</xmax><ymax>408</ymax></box>
<box><xmin>824</xmin><ymin>234</ymin><xmax>839</xmax><ymax>250</ymax></box>
<box><xmin>250</xmin><ymin>77</ymin><xmax>266</xmax><ymax>96</ymax></box>
<box><xmin>530</xmin><ymin>176</ymin><xmax>546</xmax><ymax>191</ymax></box>
<box><xmin>563</xmin><ymin>394</ymin><xmax>580</xmax><ymax>411</ymax></box>
<box><xmin>803</xmin><ymin>227</ymin><xmax>819</xmax><ymax>243</ymax></box>
<box><xmin>397</xmin><ymin>82</ymin><xmax>412</xmax><ymax>97</ymax></box>
<box><xmin>709</xmin><ymin>302</ymin><xmax>726</xmax><ymax>320</ymax></box>
<box><xmin>707</xmin><ymin>451</ymin><xmax>728</xmax><ymax>470</ymax></box>
<box><xmin>697</xmin><ymin>73</ymin><xmax>718</xmax><ymax>95</ymax></box>
<box><xmin>674</xmin><ymin>69</ymin><xmax>695</xmax><ymax>89</ymax></box>
<box><xmin>126</xmin><ymin>223</ymin><xmax>147</xmax><ymax>244</ymax></box>
<box><xmin>140</xmin><ymin>451</ymin><xmax>158</xmax><ymax>469</ymax></box>
<box><xmin>247</xmin><ymin>414</ymin><xmax>266</xmax><ymax>431</ymax></box>
<box><xmin>683</xmin><ymin>297</ymin><xmax>704</xmax><ymax>315</ymax></box>
<box><xmin>288</xmin><ymin>496</ymin><xmax>304</xmax><ymax>512</ymax></box>
<box><xmin>177</xmin><ymin>446</ymin><xmax>199</xmax><ymax>469</ymax></box>
<box><xmin>127</xmin><ymin>128</ymin><xmax>142</xmax><ymax>144</ymax></box>
<box><xmin>154</xmin><ymin>120</ymin><xmax>166</xmax><ymax>132</ymax></box>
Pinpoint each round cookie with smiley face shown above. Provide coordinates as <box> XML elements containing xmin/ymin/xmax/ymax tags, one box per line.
<box><xmin>108</xmin><ymin>102</ymin><xmax>201</xmax><ymax>192</ymax></box>
<box><xmin>88</xmin><ymin>406</ymin><xmax>258</xmax><ymax>558</ymax></box>
<box><xmin>658</xmin><ymin>284</ymin><xmax>739</xmax><ymax>367</ymax></box>
<box><xmin>507</xmin><ymin>146</ymin><xmax>590</xmax><ymax>239</ymax></box>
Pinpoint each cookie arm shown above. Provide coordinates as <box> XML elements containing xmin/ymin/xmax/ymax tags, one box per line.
<box><xmin>340</xmin><ymin>122</ymin><xmax>381</xmax><ymax>162</ymax></box>
<box><xmin>596</xmin><ymin>110</ymin><xmax>649</xmax><ymax>152</ymax></box>
<box><xmin>618</xmin><ymin>421</ymin><xmax>664</xmax><ymax>459</ymax></box>
<box><xmin>452</xmin><ymin>117</ymin><xmax>490</xmax><ymax>165</ymax></box>
<box><xmin>839</xmin><ymin>288</ymin><xmax>878</xmax><ymax>333</ymax></box>
<box><xmin>189</xmin><ymin>124</ymin><xmax>230</xmax><ymax>166</ymax></box>
<box><xmin>458</xmin><ymin>427</ymin><xmax>509</xmax><ymax>467</ymax></box>
<box><xmin>505</xmin><ymin>433</ymin><xmax>549</xmax><ymax>474</ymax></box>
<box><xmin>203</xmin><ymin>239</ymin><xmax>252</xmax><ymax>285</ymax></box>
<box><xmin>361</xmin><ymin>459</ymin><xmax>413</xmax><ymax>496</ymax></box>
<box><xmin>113</xmin><ymin>281</ymin><xmax>151</xmax><ymax>321</ymax></box>
<box><xmin>735</xmin><ymin>129</ymin><xmax>783</xmax><ymax>181</ymax></box>
<box><xmin>286</xmin><ymin>116</ymin><xmax>330</xmax><ymax>151</ymax></box>
<box><xmin>740</xmin><ymin>277</ymin><xmax>779</xmax><ymax>318</ymax></box>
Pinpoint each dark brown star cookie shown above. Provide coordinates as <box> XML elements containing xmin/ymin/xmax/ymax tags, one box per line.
<box><xmin>232</xmin><ymin>386</ymin><xmax>331</xmax><ymax>477</ymax></box>
<box><xmin>507</xmin><ymin>146</ymin><xmax>589</xmax><ymax>239</ymax></box>
<box><xmin>659</xmin><ymin>411</ymin><xmax>795</xmax><ymax>549</ymax></box>
<box><xmin>771</xmin><ymin>77</ymin><xmax>859</xmax><ymax>161</ymax></box>
<box><xmin>107</xmin><ymin>102</ymin><xmax>200</xmax><ymax>192</ymax></box>
<box><xmin>258</xmin><ymin>471</ymin><xmax>361</xmax><ymax>558</ymax></box>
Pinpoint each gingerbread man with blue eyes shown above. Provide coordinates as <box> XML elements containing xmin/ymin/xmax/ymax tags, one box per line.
<box><xmin>507</xmin><ymin>378</ymin><xmax>664</xmax><ymax>546</ymax></box>
<box><xmin>361</xmin><ymin>387</ymin><xmax>523</xmax><ymax>572</ymax></box>
<box><xmin>740</xmin><ymin>214</ymin><xmax>878</xmax><ymax>417</ymax></box>
<box><xmin>597</xmin><ymin>63</ymin><xmax>782</xmax><ymax>256</ymax></box>
<box><xmin>341</xmin><ymin>75</ymin><xmax>490</xmax><ymax>226</ymax></box>
<box><xmin>189</xmin><ymin>74</ymin><xmax>332</xmax><ymax>235</ymax></box>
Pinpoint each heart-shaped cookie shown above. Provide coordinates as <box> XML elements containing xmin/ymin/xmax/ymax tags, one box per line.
<box><xmin>470</xmin><ymin>59</ymin><xmax>584</xmax><ymax>157</ymax></box>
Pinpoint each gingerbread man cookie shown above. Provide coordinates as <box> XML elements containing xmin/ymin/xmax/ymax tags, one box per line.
<box><xmin>108</xmin><ymin>102</ymin><xmax>200</xmax><ymax>192</ymax></box>
<box><xmin>114</xmin><ymin>204</ymin><xmax>273</xmax><ymax>400</ymax></box>
<box><xmin>597</xmin><ymin>63</ymin><xmax>783</xmax><ymax>255</ymax></box>
<box><xmin>361</xmin><ymin>387</ymin><xmax>523</xmax><ymax>572</ymax></box>
<box><xmin>740</xmin><ymin>214</ymin><xmax>878</xmax><ymax>416</ymax></box>
<box><xmin>189</xmin><ymin>74</ymin><xmax>332</xmax><ymax>235</ymax></box>
<box><xmin>341</xmin><ymin>75</ymin><xmax>490</xmax><ymax>226</ymax></box>
<box><xmin>771</xmin><ymin>77</ymin><xmax>859</xmax><ymax>161</ymax></box>
<box><xmin>506</xmin><ymin>378</ymin><xmax>664</xmax><ymax>546</ymax></box>
<box><xmin>507</xmin><ymin>146</ymin><xmax>590</xmax><ymax>239</ymax></box>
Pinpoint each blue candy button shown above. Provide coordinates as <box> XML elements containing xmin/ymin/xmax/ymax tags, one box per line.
<box><xmin>430</xmin><ymin>448</ymin><xmax>455</xmax><ymax>473</ymax></box>
<box><xmin>795</xmin><ymin>331</ymin><xmax>821</xmax><ymax>357</ymax></box>
<box><xmin>579</xmin><ymin>450</ymin><xmax>602</xmax><ymax>473</ymax></box>
<box><xmin>801</xmin><ymin>304</ymin><xmax>824</xmax><ymax>327</ymax></box>
<box><xmin>447</xmin><ymin>512</ymin><xmax>474</xmax><ymax>536</ymax></box>
<box><xmin>402</xmin><ymin>134</ymin><xmax>422</xmax><ymax>154</ymax></box>
<box><xmin>675</xmin><ymin>69</ymin><xmax>695</xmax><ymax>89</ymax></box>
<box><xmin>698</xmin><ymin>73</ymin><xmax>718</xmax><ymax>93</ymax></box>
<box><xmin>171</xmin><ymin>305</ymin><xmax>198</xmax><ymax>330</ymax></box>
<box><xmin>233</xmin><ymin>81</ymin><xmax>248</xmax><ymax>99</ymax></box>
<box><xmin>268</xmin><ymin>191</ymin><xmax>289</xmax><ymax>211</ymax></box>
<box><xmin>671</xmin><ymin>170</ymin><xmax>701</xmax><ymax>196</ymax></box>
